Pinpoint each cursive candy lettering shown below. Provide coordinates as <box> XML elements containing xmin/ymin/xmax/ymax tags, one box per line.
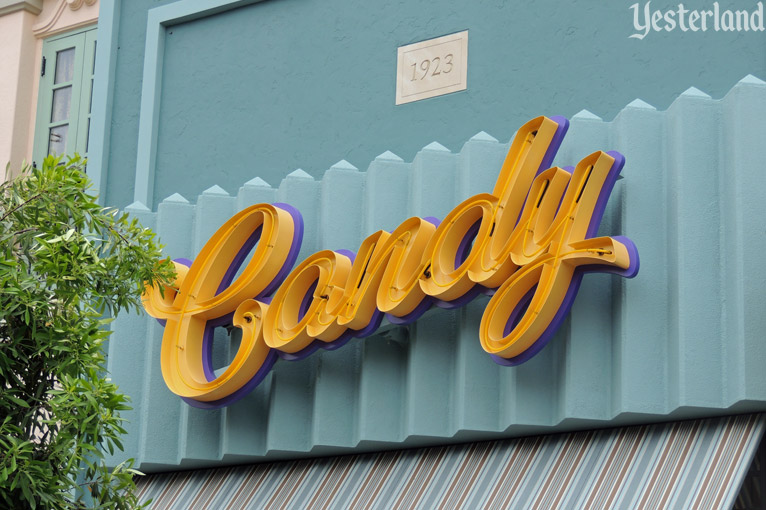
<box><xmin>143</xmin><ymin>116</ymin><xmax>639</xmax><ymax>408</ymax></box>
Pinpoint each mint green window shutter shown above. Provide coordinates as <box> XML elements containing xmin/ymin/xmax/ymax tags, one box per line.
<box><xmin>33</xmin><ymin>27</ymin><xmax>97</xmax><ymax>169</ymax></box>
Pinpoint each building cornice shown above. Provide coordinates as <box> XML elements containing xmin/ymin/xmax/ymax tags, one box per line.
<box><xmin>0</xmin><ymin>0</ymin><xmax>44</xmax><ymax>17</ymax></box>
<box><xmin>32</xmin><ymin>0</ymin><xmax>97</xmax><ymax>38</ymax></box>
<box><xmin>66</xmin><ymin>0</ymin><xmax>96</xmax><ymax>11</ymax></box>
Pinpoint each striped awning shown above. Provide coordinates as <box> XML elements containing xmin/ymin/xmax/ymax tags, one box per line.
<box><xmin>135</xmin><ymin>413</ymin><xmax>764</xmax><ymax>509</ymax></box>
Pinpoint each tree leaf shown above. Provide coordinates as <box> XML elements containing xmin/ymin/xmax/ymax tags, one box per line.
<box><xmin>5</xmin><ymin>395</ymin><xmax>29</xmax><ymax>408</ymax></box>
<box><xmin>0</xmin><ymin>155</ymin><xmax>174</xmax><ymax>508</ymax></box>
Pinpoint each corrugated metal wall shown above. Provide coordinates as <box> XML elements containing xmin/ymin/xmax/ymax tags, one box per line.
<box><xmin>106</xmin><ymin>77</ymin><xmax>766</xmax><ymax>472</ymax></box>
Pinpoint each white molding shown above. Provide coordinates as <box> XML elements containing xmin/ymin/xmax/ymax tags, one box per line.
<box><xmin>0</xmin><ymin>0</ymin><xmax>43</xmax><ymax>16</ymax></box>
<box><xmin>32</xmin><ymin>0</ymin><xmax>98</xmax><ymax>38</ymax></box>
<box><xmin>67</xmin><ymin>0</ymin><xmax>97</xmax><ymax>11</ymax></box>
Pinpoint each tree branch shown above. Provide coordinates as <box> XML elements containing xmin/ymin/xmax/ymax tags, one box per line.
<box><xmin>0</xmin><ymin>192</ymin><xmax>44</xmax><ymax>223</ymax></box>
<box><xmin>10</xmin><ymin>228</ymin><xmax>37</xmax><ymax>236</ymax></box>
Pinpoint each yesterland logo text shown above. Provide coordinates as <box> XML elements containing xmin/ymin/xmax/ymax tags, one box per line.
<box><xmin>630</xmin><ymin>1</ymin><xmax>765</xmax><ymax>39</ymax></box>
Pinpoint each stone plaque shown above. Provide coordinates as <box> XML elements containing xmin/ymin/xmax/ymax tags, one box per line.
<box><xmin>395</xmin><ymin>30</ymin><xmax>468</xmax><ymax>105</ymax></box>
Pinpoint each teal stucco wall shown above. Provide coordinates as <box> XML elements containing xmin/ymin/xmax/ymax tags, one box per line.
<box><xmin>91</xmin><ymin>0</ymin><xmax>766</xmax><ymax>210</ymax></box>
<box><xmin>90</xmin><ymin>0</ymin><xmax>766</xmax><ymax>473</ymax></box>
<box><xmin>104</xmin><ymin>79</ymin><xmax>766</xmax><ymax>472</ymax></box>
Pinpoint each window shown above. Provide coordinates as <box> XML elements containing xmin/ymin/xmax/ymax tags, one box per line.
<box><xmin>33</xmin><ymin>27</ymin><xmax>97</xmax><ymax>169</ymax></box>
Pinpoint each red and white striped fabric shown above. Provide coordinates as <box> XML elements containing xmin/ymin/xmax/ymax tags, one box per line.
<box><xmin>135</xmin><ymin>413</ymin><xmax>764</xmax><ymax>509</ymax></box>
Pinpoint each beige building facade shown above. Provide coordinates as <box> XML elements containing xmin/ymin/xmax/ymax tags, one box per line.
<box><xmin>0</xmin><ymin>0</ymin><xmax>98</xmax><ymax>180</ymax></box>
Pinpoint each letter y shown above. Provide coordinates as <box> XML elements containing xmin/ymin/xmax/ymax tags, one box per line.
<box><xmin>630</xmin><ymin>2</ymin><xmax>652</xmax><ymax>39</ymax></box>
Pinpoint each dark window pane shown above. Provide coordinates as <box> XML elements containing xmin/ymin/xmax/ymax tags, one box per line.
<box><xmin>51</xmin><ymin>86</ymin><xmax>72</xmax><ymax>123</ymax></box>
<box><xmin>54</xmin><ymin>48</ymin><xmax>75</xmax><ymax>84</ymax></box>
<box><xmin>48</xmin><ymin>124</ymin><xmax>68</xmax><ymax>156</ymax></box>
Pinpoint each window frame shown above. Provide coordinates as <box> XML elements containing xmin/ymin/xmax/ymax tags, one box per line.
<box><xmin>32</xmin><ymin>26</ymin><xmax>97</xmax><ymax>168</ymax></box>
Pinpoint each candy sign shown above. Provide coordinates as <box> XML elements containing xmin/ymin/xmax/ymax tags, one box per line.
<box><xmin>143</xmin><ymin>116</ymin><xmax>639</xmax><ymax>408</ymax></box>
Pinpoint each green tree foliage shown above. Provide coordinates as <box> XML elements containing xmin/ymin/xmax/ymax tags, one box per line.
<box><xmin>0</xmin><ymin>156</ymin><xmax>175</xmax><ymax>509</ymax></box>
